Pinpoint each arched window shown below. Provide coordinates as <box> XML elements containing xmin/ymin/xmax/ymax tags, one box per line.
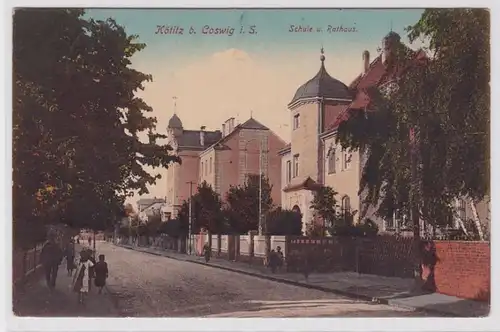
<box><xmin>341</xmin><ymin>196</ymin><xmax>351</xmax><ymax>218</ymax></box>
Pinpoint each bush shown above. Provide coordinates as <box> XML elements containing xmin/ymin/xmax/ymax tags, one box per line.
<box><xmin>266</xmin><ymin>208</ymin><xmax>303</xmax><ymax>235</ymax></box>
<box><xmin>158</xmin><ymin>219</ymin><xmax>188</xmax><ymax>238</ymax></box>
<box><xmin>305</xmin><ymin>223</ymin><xmax>326</xmax><ymax>237</ymax></box>
<box><xmin>330</xmin><ymin>218</ymin><xmax>379</xmax><ymax>237</ymax></box>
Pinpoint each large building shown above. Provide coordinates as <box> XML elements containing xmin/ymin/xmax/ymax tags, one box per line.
<box><xmin>279</xmin><ymin>32</ymin><xmax>490</xmax><ymax>236</ymax></box>
<box><xmin>164</xmin><ymin>114</ymin><xmax>285</xmax><ymax>219</ymax></box>
<box><xmin>164</xmin><ymin>113</ymin><xmax>222</xmax><ymax>219</ymax></box>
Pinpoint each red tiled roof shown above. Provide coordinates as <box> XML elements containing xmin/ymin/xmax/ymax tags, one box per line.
<box><xmin>326</xmin><ymin>49</ymin><xmax>428</xmax><ymax>132</ymax></box>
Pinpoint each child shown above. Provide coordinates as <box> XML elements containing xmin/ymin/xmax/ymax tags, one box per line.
<box><xmin>94</xmin><ymin>254</ymin><xmax>109</xmax><ymax>294</ymax></box>
<box><xmin>72</xmin><ymin>249</ymin><xmax>94</xmax><ymax>304</ymax></box>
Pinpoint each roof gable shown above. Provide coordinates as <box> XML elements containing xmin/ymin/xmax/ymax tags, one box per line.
<box><xmin>325</xmin><ymin>49</ymin><xmax>428</xmax><ymax>132</ymax></box>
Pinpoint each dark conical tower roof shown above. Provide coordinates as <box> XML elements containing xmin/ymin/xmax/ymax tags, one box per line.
<box><xmin>289</xmin><ymin>48</ymin><xmax>351</xmax><ymax>106</ymax></box>
<box><xmin>168</xmin><ymin>113</ymin><xmax>183</xmax><ymax>129</ymax></box>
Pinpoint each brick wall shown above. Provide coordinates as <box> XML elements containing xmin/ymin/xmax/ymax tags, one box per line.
<box><xmin>428</xmin><ymin>241</ymin><xmax>490</xmax><ymax>301</ymax></box>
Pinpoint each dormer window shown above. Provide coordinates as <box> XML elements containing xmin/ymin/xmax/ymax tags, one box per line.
<box><xmin>293</xmin><ymin>114</ymin><xmax>300</xmax><ymax>130</ymax></box>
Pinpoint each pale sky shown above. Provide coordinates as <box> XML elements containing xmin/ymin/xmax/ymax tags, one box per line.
<box><xmin>83</xmin><ymin>9</ymin><xmax>426</xmax><ymax>204</ymax></box>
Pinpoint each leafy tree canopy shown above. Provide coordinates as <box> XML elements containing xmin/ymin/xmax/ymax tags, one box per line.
<box><xmin>13</xmin><ymin>9</ymin><xmax>180</xmax><ymax>241</ymax></box>
<box><xmin>336</xmin><ymin>9</ymin><xmax>489</xmax><ymax>229</ymax></box>
<box><xmin>225</xmin><ymin>174</ymin><xmax>274</xmax><ymax>234</ymax></box>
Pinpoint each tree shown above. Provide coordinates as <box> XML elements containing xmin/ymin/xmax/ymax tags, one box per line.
<box><xmin>13</xmin><ymin>9</ymin><xmax>180</xmax><ymax>243</ymax></box>
<box><xmin>158</xmin><ymin>218</ymin><xmax>188</xmax><ymax>238</ymax></box>
<box><xmin>225</xmin><ymin>174</ymin><xmax>274</xmax><ymax>234</ymax></box>
<box><xmin>146</xmin><ymin>214</ymin><xmax>162</xmax><ymax>238</ymax></box>
<box><xmin>336</xmin><ymin>9</ymin><xmax>489</xmax><ymax>239</ymax></box>
<box><xmin>266</xmin><ymin>208</ymin><xmax>302</xmax><ymax>236</ymax></box>
<box><xmin>193</xmin><ymin>181</ymin><xmax>224</xmax><ymax>234</ymax></box>
<box><xmin>175</xmin><ymin>182</ymin><xmax>223</xmax><ymax>235</ymax></box>
<box><xmin>309</xmin><ymin>186</ymin><xmax>344</xmax><ymax>235</ymax></box>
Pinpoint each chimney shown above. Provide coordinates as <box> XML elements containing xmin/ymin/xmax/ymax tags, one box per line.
<box><xmin>200</xmin><ymin>126</ymin><xmax>206</xmax><ymax>146</ymax></box>
<box><xmin>225</xmin><ymin>117</ymin><xmax>235</xmax><ymax>134</ymax></box>
<box><xmin>362</xmin><ymin>50</ymin><xmax>370</xmax><ymax>75</ymax></box>
<box><xmin>222</xmin><ymin>123</ymin><xmax>226</xmax><ymax>137</ymax></box>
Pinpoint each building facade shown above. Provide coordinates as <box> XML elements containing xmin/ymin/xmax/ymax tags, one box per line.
<box><xmin>165</xmin><ymin>114</ymin><xmax>285</xmax><ymax>219</ymax></box>
<box><xmin>200</xmin><ymin>117</ymin><xmax>286</xmax><ymax>204</ymax></box>
<box><xmin>280</xmin><ymin>32</ymin><xmax>490</xmax><ymax>236</ymax></box>
<box><xmin>164</xmin><ymin>114</ymin><xmax>222</xmax><ymax>218</ymax></box>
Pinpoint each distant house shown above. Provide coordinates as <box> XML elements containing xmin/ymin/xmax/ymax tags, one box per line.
<box><xmin>136</xmin><ymin>198</ymin><xmax>165</xmax><ymax>213</ymax></box>
<box><xmin>136</xmin><ymin>198</ymin><xmax>166</xmax><ymax>223</ymax></box>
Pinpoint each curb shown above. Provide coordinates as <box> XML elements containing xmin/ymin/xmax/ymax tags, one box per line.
<box><xmin>119</xmin><ymin>244</ymin><xmax>459</xmax><ymax>317</ymax></box>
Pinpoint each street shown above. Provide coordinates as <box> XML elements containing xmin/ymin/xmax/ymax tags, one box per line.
<box><xmin>99</xmin><ymin>242</ymin><xmax>431</xmax><ymax>317</ymax></box>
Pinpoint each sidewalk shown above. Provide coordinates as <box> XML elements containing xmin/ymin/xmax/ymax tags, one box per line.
<box><xmin>120</xmin><ymin>244</ymin><xmax>490</xmax><ymax>318</ymax></box>
<box><xmin>13</xmin><ymin>250</ymin><xmax>120</xmax><ymax>317</ymax></box>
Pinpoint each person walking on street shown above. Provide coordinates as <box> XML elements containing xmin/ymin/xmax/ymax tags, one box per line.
<box><xmin>269</xmin><ymin>249</ymin><xmax>278</xmax><ymax>273</ymax></box>
<box><xmin>88</xmin><ymin>236</ymin><xmax>92</xmax><ymax>247</ymax></box>
<box><xmin>72</xmin><ymin>249</ymin><xmax>94</xmax><ymax>305</ymax></box>
<box><xmin>276</xmin><ymin>246</ymin><xmax>284</xmax><ymax>272</ymax></box>
<box><xmin>65</xmin><ymin>239</ymin><xmax>76</xmax><ymax>276</ymax></box>
<box><xmin>94</xmin><ymin>254</ymin><xmax>109</xmax><ymax>294</ymax></box>
<box><xmin>203</xmin><ymin>243</ymin><xmax>211</xmax><ymax>263</ymax></box>
<box><xmin>40</xmin><ymin>234</ymin><xmax>63</xmax><ymax>290</ymax></box>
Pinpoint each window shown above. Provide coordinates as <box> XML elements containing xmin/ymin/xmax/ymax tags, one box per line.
<box><xmin>342</xmin><ymin>150</ymin><xmax>351</xmax><ymax>170</ymax></box>
<box><xmin>452</xmin><ymin>198</ymin><xmax>467</xmax><ymax>229</ymax></box>
<box><xmin>459</xmin><ymin>199</ymin><xmax>466</xmax><ymax>222</ymax></box>
<box><xmin>286</xmin><ymin>160</ymin><xmax>292</xmax><ymax>183</ymax></box>
<box><xmin>293</xmin><ymin>154</ymin><xmax>299</xmax><ymax>178</ymax></box>
<box><xmin>293</xmin><ymin>114</ymin><xmax>300</xmax><ymax>130</ymax></box>
<box><xmin>327</xmin><ymin>148</ymin><xmax>336</xmax><ymax>174</ymax></box>
<box><xmin>341</xmin><ymin>196</ymin><xmax>351</xmax><ymax>216</ymax></box>
<box><xmin>209</xmin><ymin>157</ymin><xmax>212</xmax><ymax>174</ymax></box>
<box><xmin>201</xmin><ymin>162</ymin><xmax>204</xmax><ymax>177</ymax></box>
<box><xmin>386</xmin><ymin>206</ymin><xmax>410</xmax><ymax>231</ymax></box>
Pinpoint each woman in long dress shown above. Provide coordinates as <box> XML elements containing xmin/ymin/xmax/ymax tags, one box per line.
<box><xmin>65</xmin><ymin>240</ymin><xmax>76</xmax><ymax>276</ymax></box>
<box><xmin>72</xmin><ymin>250</ymin><xmax>94</xmax><ymax>304</ymax></box>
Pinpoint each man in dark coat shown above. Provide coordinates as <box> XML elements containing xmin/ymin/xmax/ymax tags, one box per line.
<box><xmin>40</xmin><ymin>234</ymin><xmax>63</xmax><ymax>289</ymax></box>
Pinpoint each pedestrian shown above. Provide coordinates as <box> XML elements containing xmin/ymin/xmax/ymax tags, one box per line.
<box><xmin>65</xmin><ymin>239</ymin><xmax>76</xmax><ymax>276</ymax></box>
<box><xmin>203</xmin><ymin>243</ymin><xmax>211</xmax><ymax>263</ymax></box>
<box><xmin>88</xmin><ymin>236</ymin><xmax>92</xmax><ymax>247</ymax></box>
<box><xmin>276</xmin><ymin>246</ymin><xmax>284</xmax><ymax>272</ymax></box>
<box><xmin>72</xmin><ymin>249</ymin><xmax>94</xmax><ymax>305</ymax></box>
<box><xmin>269</xmin><ymin>249</ymin><xmax>278</xmax><ymax>273</ymax></box>
<box><xmin>94</xmin><ymin>254</ymin><xmax>109</xmax><ymax>294</ymax></box>
<box><xmin>40</xmin><ymin>234</ymin><xmax>63</xmax><ymax>290</ymax></box>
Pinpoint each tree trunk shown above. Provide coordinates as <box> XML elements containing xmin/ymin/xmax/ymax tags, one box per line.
<box><xmin>468</xmin><ymin>197</ymin><xmax>484</xmax><ymax>241</ymax></box>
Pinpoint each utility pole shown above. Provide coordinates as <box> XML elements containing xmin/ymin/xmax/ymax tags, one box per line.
<box><xmin>186</xmin><ymin>181</ymin><xmax>196</xmax><ymax>255</ymax></box>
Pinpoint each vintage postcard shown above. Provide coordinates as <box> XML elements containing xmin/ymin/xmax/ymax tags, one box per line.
<box><xmin>11</xmin><ymin>7</ymin><xmax>490</xmax><ymax>324</ymax></box>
